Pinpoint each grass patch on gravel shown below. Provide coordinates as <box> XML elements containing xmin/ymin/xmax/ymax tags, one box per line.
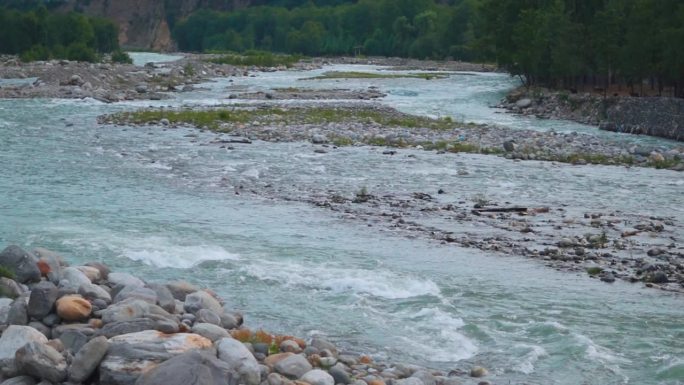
<box><xmin>107</xmin><ymin>106</ymin><xmax>459</xmax><ymax>131</ymax></box>
<box><xmin>304</xmin><ymin>71</ymin><xmax>450</xmax><ymax>80</ymax></box>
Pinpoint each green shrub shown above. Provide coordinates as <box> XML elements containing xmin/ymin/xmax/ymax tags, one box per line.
<box><xmin>66</xmin><ymin>42</ymin><xmax>98</xmax><ymax>62</ymax></box>
<box><xmin>20</xmin><ymin>45</ymin><xmax>50</xmax><ymax>62</ymax></box>
<box><xmin>111</xmin><ymin>50</ymin><xmax>133</xmax><ymax>64</ymax></box>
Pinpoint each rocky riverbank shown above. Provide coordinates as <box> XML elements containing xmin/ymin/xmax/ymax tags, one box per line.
<box><xmin>499</xmin><ymin>88</ymin><xmax>684</xmax><ymax>142</ymax></box>
<box><xmin>0</xmin><ymin>53</ymin><xmax>322</xmax><ymax>103</ymax></box>
<box><xmin>0</xmin><ymin>244</ymin><xmax>492</xmax><ymax>385</ymax></box>
<box><xmin>97</xmin><ymin>103</ymin><xmax>684</xmax><ymax>293</ymax></box>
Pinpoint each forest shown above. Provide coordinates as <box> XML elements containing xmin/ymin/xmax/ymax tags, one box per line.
<box><xmin>0</xmin><ymin>6</ymin><xmax>121</xmax><ymax>62</ymax></box>
<box><xmin>173</xmin><ymin>0</ymin><xmax>684</xmax><ymax>97</ymax></box>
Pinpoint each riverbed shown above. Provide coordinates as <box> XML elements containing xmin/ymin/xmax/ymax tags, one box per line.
<box><xmin>1</xmin><ymin>61</ymin><xmax>683</xmax><ymax>385</ymax></box>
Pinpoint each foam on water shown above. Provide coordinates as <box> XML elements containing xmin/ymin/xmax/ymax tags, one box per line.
<box><xmin>52</xmin><ymin>228</ymin><xmax>240</xmax><ymax>268</ymax></box>
<box><xmin>123</xmin><ymin>243</ymin><xmax>240</xmax><ymax>268</ymax></box>
<box><xmin>241</xmin><ymin>260</ymin><xmax>441</xmax><ymax>299</ymax></box>
<box><xmin>512</xmin><ymin>344</ymin><xmax>548</xmax><ymax>374</ymax></box>
<box><xmin>400</xmin><ymin>307</ymin><xmax>478</xmax><ymax>362</ymax></box>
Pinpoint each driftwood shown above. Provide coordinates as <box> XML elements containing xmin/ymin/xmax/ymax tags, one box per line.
<box><xmin>471</xmin><ymin>207</ymin><xmax>550</xmax><ymax>215</ymax></box>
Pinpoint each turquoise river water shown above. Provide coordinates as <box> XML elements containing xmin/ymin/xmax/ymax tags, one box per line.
<box><xmin>1</xmin><ymin>55</ymin><xmax>683</xmax><ymax>385</ymax></box>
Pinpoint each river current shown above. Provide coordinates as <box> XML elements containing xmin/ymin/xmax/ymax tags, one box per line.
<box><xmin>1</xmin><ymin>53</ymin><xmax>683</xmax><ymax>385</ymax></box>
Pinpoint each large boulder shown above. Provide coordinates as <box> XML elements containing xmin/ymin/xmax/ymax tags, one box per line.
<box><xmin>58</xmin><ymin>329</ymin><xmax>89</xmax><ymax>353</ymax></box>
<box><xmin>69</xmin><ymin>335</ymin><xmax>109</xmax><ymax>383</ymax></box>
<box><xmin>184</xmin><ymin>291</ymin><xmax>222</xmax><ymax>315</ymax></box>
<box><xmin>99</xmin><ymin>331</ymin><xmax>213</xmax><ymax>385</ymax></box>
<box><xmin>113</xmin><ymin>286</ymin><xmax>158</xmax><ymax>304</ymax></box>
<box><xmin>134</xmin><ymin>350</ymin><xmax>236</xmax><ymax>385</ymax></box>
<box><xmin>147</xmin><ymin>283</ymin><xmax>176</xmax><ymax>313</ymax></box>
<box><xmin>192</xmin><ymin>323</ymin><xmax>229</xmax><ymax>342</ymax></box>
<box><xmin>216</xmin><ymin>338</ymin><xmax>261</xmax><ymax>385</ymax></box>
<box><xmin>96</xmin><ymin>318</ymin><xmax>157</xmax><ymax>338</ymax></box>
<box><xmin>55</xmin><ymin>295</ymin><xmax>92</xmax><ymax>321</ymax></box>
<box><xmin>0</xmin><ymin>246</ymin><xmax>40</xmax><ymax>284</ymax></box>
<box><xmin>78</xmin><ymin>282</ymin><xmax>112</xmax><ymax>303</ymax></box>
<box><xmin>27</xmin><ymin>281</ymin><xmax>59</xmax><ymax>319</ymax></box>
<box><xmin>196</xmin><ymin>309</ymin><xmax>221</xmax><ymax>326</ymax></box>
<box><xmin>274</xmin><ymin>354</ymin><xmax>313</xmax><ymax>379</ymax></box>
<box><xmin>15</xmin><ymin>341</ymin><xmax>67</xmax><ymax>383</ymax></box>
<box><xmin>166</xmin><ymin>281</ymin><xmax>198</xmax><ymax>301</ymax></box>
<box><xmin>300</xmin><ymin>370</ymin><xmax>334</xmax><ymax>385</ymax></box>
<box><xmin>61</xmin><ymin>267</ymin><xmax>92</xmax><ymax>289</ymax></box>
<box><xmin>101</xmin><ymin>299</ymin><xmax>151</xmax><ymax>323</ymax></box>
<box><xmin>0</xmin><ymin>325</ymin><xmax>49</xmax><ymax>377</ymax></box>
<box><xmin>108</xmin><ymin>273</ymin><xmax>144</xmax><ymax>287</ymax></box>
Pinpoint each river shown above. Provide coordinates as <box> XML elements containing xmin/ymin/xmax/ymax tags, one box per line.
<box><xmin>1</xmin><ymin>56</ymin><xmax>683</xmax><ymax>385</ymax></box>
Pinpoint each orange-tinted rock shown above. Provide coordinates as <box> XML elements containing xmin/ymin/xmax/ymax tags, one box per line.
<box><xmin>88</xmin><ymin>318</ymin><xmax>103</xmax><ymax>329</ymax></box>
<box><xmin>56</xmin><ymin>295</ymin><xmax>92</xmax><ymax>321</ymax></box>
<box><xmin>359</xmin><ymin>355</ymin><xmax>373</xmax><ymax>364</ymax></box>
<box><xmin>308</xmin><ymin>354</ymin><xmax>321</xmax><ymax>367</ymax></box>
<box><xmin>367</xmin><ymin>380</ymin><xmax>385</xmax><ymax>385</ymax></box>
<box><xmin>37</xmin><ymin>259</ymin><xmax>52</xmax><ymax>276</ymax></box>
<box><xmin>264</xmin><ymin>352</ymin><xmax>294</xmax><ymax>367</ymax></box>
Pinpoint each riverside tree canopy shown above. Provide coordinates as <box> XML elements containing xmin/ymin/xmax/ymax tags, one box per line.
<box><xmin>173</xmin><ymin>0</ymin><xmax>684</xmax><ymax>97</ymax></box>
<box><xmin>0</xmin><ymin>6</ymin><xmax>121</xmax><ymax>62</ymax></box>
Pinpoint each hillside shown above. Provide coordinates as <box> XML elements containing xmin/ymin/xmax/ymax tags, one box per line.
<box><xmin>11</xmin><ymin>0</ymin><xmax>359</xmax><ymax>50</ymax></box>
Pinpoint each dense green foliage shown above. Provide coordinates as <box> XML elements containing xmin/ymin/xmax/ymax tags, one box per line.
<box><xmin>481</xmin><ymin>0</ymin><xmax>684</xmax><ymax>97</ymax></box>
<box><xmin>173</xmin><ymin>0</ymin><xmax>481</xmax><ymax>60</ymax></box>
<box><xmin>0</xmin><ymin>6</ymin><xmax>120</xmax><ymax>62</ymax></box>
<box><xmin>174</xmin><ymin>0</ymin><xmax>684</xmax><ymax>97</ymax></box>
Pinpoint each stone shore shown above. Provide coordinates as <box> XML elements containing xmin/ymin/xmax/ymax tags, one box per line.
<box><xmin>0</xmin><ymin>245</ymin><xmax>493</xmax><ymax>385</ymax></box>
<box><xmin>499</xmin><ymin>88</ymin><xmax>684</xmax><ymax>142</ymax></box>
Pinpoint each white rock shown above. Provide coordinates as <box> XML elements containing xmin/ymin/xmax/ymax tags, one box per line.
<box><xmin>301</xmin><ymin>369</ymin><xmax>335</xmax><ymax>385</ymax></box>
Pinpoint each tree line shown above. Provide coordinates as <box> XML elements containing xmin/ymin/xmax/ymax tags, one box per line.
<box><xmin>173</xmin><ymin>0</ymin><xmax>480</xmax><ymax>61</ymax></box>
<box><xmin>173</xmin><ymin>0</ymin><xmax>684</xmax><ymax>97</ymax></box>
<box><xmin>0</xmin><ymin>6</ymin><xmax>122</xmax><ymax>62</ymax></box>
<box><xmin>480</xmin><ymin>0</ymin><xmax>684</xmax><ymax>97</ymax></box>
